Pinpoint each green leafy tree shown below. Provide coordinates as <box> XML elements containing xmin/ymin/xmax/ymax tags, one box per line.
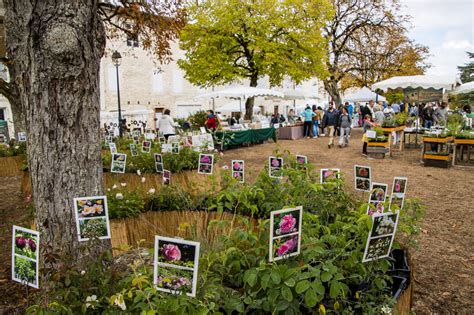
<box><xmin>178</xmin><ymin>0</ymin><xmax>332</xmax><ymax>119</ymax></box>
<box><xmin>458</xmin><ymin>52</ymin><xmax>474</xmax><ymax>83</ymax></box>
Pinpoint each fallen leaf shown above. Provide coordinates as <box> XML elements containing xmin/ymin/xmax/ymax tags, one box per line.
<box><xmin>456</xmin><ymin>274</ymin><xmax>470</xmax><ymax>278</ymax></box>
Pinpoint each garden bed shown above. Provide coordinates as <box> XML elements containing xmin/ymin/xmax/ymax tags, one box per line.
<box><xmin>0</xmin><ymin>156</ymin><xmax>26</xmax><ymax>177</ymax></box>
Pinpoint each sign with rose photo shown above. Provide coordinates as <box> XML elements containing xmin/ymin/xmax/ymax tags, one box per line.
<box><xmin>12</xmin><ymin>226</ymin><xmax>39</xmax><ymax>288</ymax></box>
<box><xmin>154</xmin><ymin>154</ymin><xmax>164</xmax><ymax>174</ymax></box>
<box><xmin>163</xmin><ymin>170</ymin><xmax>171</xmax><ymax>185</ymax></box>
<box><xmin>171</xmin><ymin>142</ymin><xmax>180</xmax><ymax>154</ymax></box>
<box><xmin>295</xmin><ymin>155</ymin><xmax>308</xmax><ymax>170</ymax></box>
<box><xmin>154</xmin><ymin>236</ymin><xmax>200</xmax><ymax>297</ymax></box>
<box><xmin>269</xmin><ymin>206</ymin><xmax>303</xmax><ymax>262</ymax></box>
<box><xmin>320</xmin><ymin>168</ymin><xmax>341</xmax><ymax>184</ymax></box>
<box><xmin>389</xmin><ymin>177</ymin><xmax>408</xmax><ymax>210</ymax></box>
<box><xmin>109</xmin><ymin>142</ymin><xmax>117</xmax><ymax>155</ymax></box>
<box><xmin>111</xmin><ymin>153</ymin><xmax>127</xmax><ymax>174</ymax></box>
<box><xmin>73</xmin><ymin>196</ymin><xmax>111</xmax><ymax>242</ymax></box>
<box><xmin>198</xmin><ymin>154</ymin><xmax>214</xmax><ymax>175</ymax></box>
<box><xmin>142</xmin><ymin>141</ymin><xmax>151</xmax><ymax>153</ymax></box>
<box><xmin>268</xmin><ymin>156</ymin><xmax>283</xmax><ymax>179</ymax></box>
<box><xmin>362</xmin><ymin>212</ymin><xmax>399</xmax><ymax>262</ymax></box>
<box><xmin>18</xmin><ymin>132</ymin><xmax>27</xmax><ymax>142</ymax></box>
<box><xmin>354</xmin><ymin>165</ymin><xmax>371</xmax><ymax>192</ymax></box>
<box><xmin>130</xmin><ymin>143</ymin><xmax>138</xmax><ymax>157</ymax></box>
<box><xmin>232</xmin><ymin>160</ymin><xmax>245</xmax><ymax>183</ymax></box>
<box><xmin>367</xmin><ymin>183</ymin><xmax>388</xmax><ymax>216</ymax></box>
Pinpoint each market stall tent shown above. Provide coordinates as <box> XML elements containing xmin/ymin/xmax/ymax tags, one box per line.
<box><xmin>450</xmin><ymin>81</ymin><xmax>474</xmax><ymax>95</ymax></box>
<box><xmin>215</xmin><ymin>100</ymin><xmax>260</xmax><ymax>113</ymax></box>
<box><xmin>372</xmin><ymin>75</ymin><xmax>459</xmax><ymax>92</ymax></box>
<box><xmin>344</xmin><ymin>87</ymin><xmax>386</xmax><ymax>102</ymax></box>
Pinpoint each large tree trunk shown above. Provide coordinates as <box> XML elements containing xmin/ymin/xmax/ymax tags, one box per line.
<box><xmin>324</xmin><ymin>79</ymin><xmax>342</xmax><ymax>107</ymax></box>
<box><xmin>244</xmin><ymin>74</ymin><xmax>259</xmax><ymax>120</ymax></box>
<box><xmin>5</xmin><ymin>0</ymin><xmax>109</xmax><ymax>269</ymax></box>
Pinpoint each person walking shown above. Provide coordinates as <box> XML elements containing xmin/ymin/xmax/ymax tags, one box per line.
<box><xmin>322</xmin><ymin>106</ymin><xmax>338</xmax><ymax>148</ymax></box>
<box><xmin>312</xmin><ymin>105</ymin><xmax>320</xmax><ymax>138</ymax></box>
<box><xmin>338</xmin><ymin>107</ymin><xmax>352</xmax><ymax>147</ymax></box>
<box><xmin>157</xmin><ymin>109</ymin><xmax>178</xmax><ymax>140</ymax></box>
<box><xmin>422</xmin><ymin>104</ymin><xmax>434</xmax><ymax>128</ymax></box>
<box><xmin>301</xmin><ymin>105</ymin><xmax>315</xmax><ymax>139</ymax></box>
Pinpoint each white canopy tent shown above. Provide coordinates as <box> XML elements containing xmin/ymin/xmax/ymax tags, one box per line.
<box><xmin>450</xmin><ymin>81</ymin><xmax>474</xmax><ymax>95</ymax></box>
<box><xmin>100</xmin><ymin>108</ymin><xmax>153</xmax><ymax>127</ymax></box>
<box><xmin>196</xmin><ymin>85</ymin><xmax>284</xmax><ymax>114</ymax></box>
<box><xmin>344</xmin><ymin>87</ymin><xmax>386</xmax><ymax>103</ymax></box>
<box><xmin>372</xmin><ymin>75</ymin><xmax>459</xmax><ymax>92</ymax></box>
<box><xmin>215</xmin><ymin>100</ymin><xmax>260</xmax><ymax>113</ymax></box>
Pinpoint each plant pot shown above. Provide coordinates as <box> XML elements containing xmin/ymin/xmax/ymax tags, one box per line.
<box><xmin>391</xmin><ymin>276</ymin><xmax>408</xmax><ymax>300</ymax></box>
<box><xmin>389</xmin><ymin>249</ymin><xmax>411</xmax><ymax>286</ymax></box>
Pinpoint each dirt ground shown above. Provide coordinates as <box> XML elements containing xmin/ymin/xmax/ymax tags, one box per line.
<box><xmin>0</xmin><ymin>128</ymin><xmax>473</xmax><ymax>314</ymax></box>
<box><xmin>0</xmin><ymin>176</ymin><xmax>30</xmax><ymax>314</ymax></box>
<box><xmin>220</xmin><ymin>128</ymin><xmax>474</xmax><ymax>314</ymax></box>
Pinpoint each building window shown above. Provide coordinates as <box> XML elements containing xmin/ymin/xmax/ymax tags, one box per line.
<box><xmin>0</xmin><ymin>108</ymin><xmax>5</xmax><ymax>121</ymax></box>
<box><xmin>126</xmin><ymin>34</ymin><xmax>139</xmax><ymax>47</ymax></box>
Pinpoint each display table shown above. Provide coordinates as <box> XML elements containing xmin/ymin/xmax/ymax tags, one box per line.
<box><xmin>452</xmin><ymin>138</ymin><xmax>474</xmax><ymax>166</ymax></box>
<box><xmin>215</xmin><ymin>127</ymin><xmax>277</xmax><ymax>150</ymax></box>
<box><xmin>422</xmin><ymin>136</ymin><xmax>454</xmax><ymax>168</ymax></box>
<box><xmin>278</xmin><ymin>125</ymin><xmax>304</xmax><ymax>140</ymax></box>
<box><xmin>381</xmin><ymin>125</ymin><xmax>406</xmax><ymax>156</ymax></box>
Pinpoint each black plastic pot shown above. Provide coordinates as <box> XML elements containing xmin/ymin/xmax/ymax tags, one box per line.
<box><xmin>388</xmin><ymin>249</ymin><xmax>411</xmax><ymax>286</ymax></box>
<box><xmin>391</xmin><ymin>276</ymin><xmax>408</xmax><ymax>300</ymax></box>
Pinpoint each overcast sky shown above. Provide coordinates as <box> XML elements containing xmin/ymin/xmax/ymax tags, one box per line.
<box><xmin>399</xmin><ymin>0</ymin><xmax>473</xmax><ymax>78</ymax></box>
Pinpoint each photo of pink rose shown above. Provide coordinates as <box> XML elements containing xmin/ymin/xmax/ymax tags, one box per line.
<box><xmin>274</xmin><ymin>235</ymin><xmax>298</xmax><ymax>257</ymax></box>
<box><xmin>158</xmin><ymin>240</ymin><xmax>196</xmax><ymax>268</ymax></box>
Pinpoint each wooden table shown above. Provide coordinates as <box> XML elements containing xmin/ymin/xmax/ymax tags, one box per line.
<box><xmin>381</xmin><ymin>126</ymin><xmax>406</xmax><ymax>157</ymax></box>
<box><xmin>278</xmin><ymin>125</ymin><xmax>304</xmax><ymax>140</ymax></box>
<box><xmin>452</xmin><ymin>138</ymin><xmax>474</xmax><ymax>166</ymax></box>
<box><xmin>421</xmin><ymin>136</ymin><xmax>454</xmax><ymax>168</ymax></box>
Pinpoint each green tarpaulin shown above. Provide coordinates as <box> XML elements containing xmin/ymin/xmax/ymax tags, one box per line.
<box><xmin>215</xmin><ymin>127</ymin><xmax>277</xmax><ymax>150</ymax></box>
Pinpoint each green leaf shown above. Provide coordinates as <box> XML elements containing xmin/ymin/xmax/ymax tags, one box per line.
<box><xmin>281</xmin><ymin>286</ymin><xmax>293</xmax><ymax>302</ymax></box>
<box><xmin>321</xmin><ymin>271</ymin><xmax>332</xmax><ymax>282</ymax></box>
<box><xmin>304</xmin><ymin>288</ymin><xmax>318</xmax><ymax>308</ymax></box>
<box><xmin>330</xmin><ymin>280</ymin><xmax>341</xmax><ymax>299</ymax></box>
<box><xmin>295</xmin><ymin>280</ymin><xmax>311</xmax><ymax>294</ymax></box>
<box><xmin>270</xmin><ymin>271</ymin><xmax>281</xmax><ymax>285</ymax></box>
<box><xmin>284</xmin><ymin>278</ymin><xmax>296</xmax><ymax>287</ymax></box>
<box><xmin>275</xmin><ymin>300</ymin><xmax>289</xmax><ymax>311</ymax></box>
<box><xmin>244</xmin><ymin>270</ymin><xmax>258</xmax><ymax>287</ymax></box>
<box><xmin>312</xmin><ymin>280</ymin><xmax>325</xmax><ymax>296</ymax></box>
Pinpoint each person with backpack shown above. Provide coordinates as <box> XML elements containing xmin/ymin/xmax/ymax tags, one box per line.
<box><xmin>301</xmin><ymin>105</ymin><xmax>316</xmax><ymax>139</ymax></box>
<box><xmin>312</xmin><ymin>105</ymin><xmax>320</xmax><ymax>138</ymax></box>
<box><xmin>322</xmin><ymin>106</ymin><xmax>338</xmax><ymax>148</ymax></box>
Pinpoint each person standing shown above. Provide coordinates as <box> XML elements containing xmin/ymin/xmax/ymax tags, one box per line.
<box><xmin>301</xmin><ymin>106</ymin><xmax>316</xmax><ymax>139</ymax></box>
<box><xmin>362</xmin><ymin>114</ymin><xmax>376</xmax><ymax>156</ymax></box>
<box><xmin>322</xmin><ymin>106</ymin><xmax>338</xmax><ymax>148</ymax></box>
<box><xmin>434</xmin><ymin>102</ymin><xmax>448</xmax><ymax>126</ymax></box>
<box><xmin>312</xmin><ymin>105</ymin><xmax>320</xmax><ymax>138</ymax></box>
<box><xmin>422</xmin><ymin>104</ymin><xmax>434</xmax><ymax>128</ymax></box>
<box><xmin>383</xmin><ymin>104</ymin><xmax>395</xmax><ymax>117</ymax></box>
<box><xmin>373</xmin><ymin>105</ymin><xmax>385</xmax><ymax>126</ymax></box>
<box><xmin>205</xmin><ymin>110</ymin><xmax>219</xmax><ymax>131</ymax></box>
<box><xmin>338</xmin><ymin>107</ymin><xmax>352</xmax><ymax>147</ymax></box>
<box><xmin>157</xmin><ymin>109</ymin><xmax>178</xmax><ymax>140</ymax></box>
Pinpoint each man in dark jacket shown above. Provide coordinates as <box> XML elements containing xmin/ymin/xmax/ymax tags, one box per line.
<box><xmin>322</xmin><ymin>106</ymin><xmax>338</xmax><ymax>148</ymax></box>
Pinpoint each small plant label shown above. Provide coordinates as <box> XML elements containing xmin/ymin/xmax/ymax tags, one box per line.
<box><xmin>268</xmin><ymin>156</ymin><xmax>283</xmax><ymax>179</ymax></box>
<box><xmin>200</xmin><ymin>127</ymin><xmax>207</xmax><ymax>134</ymax></box>
<box><xmin>296</xmin><ymin>155</ymin><xmax>308</xmax><ymax>169</ymax></box>
<box><xmin>354</xmin><ymin>165</ymin><xmax>371</xmax><ymax>192</ymax></box>
<box><xmin>231</xmin><ymin>160</ymin><xmax>245</xmax><ymax>183</ymax></box>
<box><xmin>367</xmin><ymin>182</ymin><xmax>388</xmax><ymax>215</ymax></box>
<box><xmin>111</xmin><ymin>153</ymin><xmax>127</xmax><ymax>174</ymax></box>
<box><xmin>130</xmin><ymin>143</ymin><xmax>138</xmax><ymax>157</ymax></box>
<box><xmin>109</xmin><ymin>142</ymin><xmax>117</xmax><ymax>155</ymax></box>
<box><xmin>104</xmin><ymin>135</ymin><xmax>113</xmax><ymax>146</ymax></box>
<box><xmin>320</xmin><ymin>168</ymin><xmax>341</xmax><ymax>184</ymax></box>
<box><xmin>154</xmin><ymin>154</ymin><xmax>164</xmax><ymax>174</ymax></box>
<box><xmin>73</xmin><ymin>196</ymin><xmax>111</xmax><ymax>242</ymax></box>
<box><xmin>389</xmin><ymin>177</ymin><xmax>408</xmax><ymax>210</ymax></box>
<box><xmin>12</xmin><ymin>225</ymin><xmax>39</xmax><ymax>288</ymax></box>
<box><xmin>161</xmin><ymin>143</ymin><xmax>172</xmax><ymax>153</ymax></box>
<box><xmin>362</xmin><ymin>212</ymin><xmax>399</xmax><ymax>262</ymax></box>
<box><xmin>142</xmin><ymin>141</ymin><xmax>151</xmax><ymax>153</ymax></box>
<box><xmin>198</xmin><ymin>154</ymin><xmax>214</xmax><ymax>175</ymax></box>
<box><xmin>269</xmin><ymin>206</ymin><xmax>303</xmax><ymax>262</ymax></box>
<box><xmin>17</xmin><ymin>132</ymin><xmax>27</xmax><ymax>142</ymax></box>
<box><xmin>163</xmin><ymin>169</ymin><xmax>171</xmax><ymax>185</ymax></box>
<box><xmin>171</xmin><ymin>142</ymin><xmax>180</xmax><ymax>154</ymax></box>
<box><xmin>154</xmin><ymin>236</ymin><xmax>200</xmax><ymax>297</ymax></box>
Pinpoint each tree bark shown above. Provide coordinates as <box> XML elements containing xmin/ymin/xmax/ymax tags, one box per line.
<box><xmin>244</xmin><ymin>74</ymin><xmax>259</xmax><ymax>120</ymax></box>
<box><xmin>324</xmin><ymin>79</ymin><xmax>342</xmax><ymax>106</ymax></box>
<box><xmin>5</xmin><ymin>0</ymin><xmax>109</xmax><ymax>269</ymax></box>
